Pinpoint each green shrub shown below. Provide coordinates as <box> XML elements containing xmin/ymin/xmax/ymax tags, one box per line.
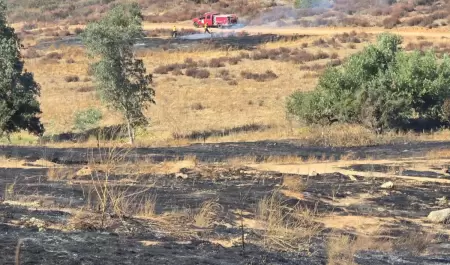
<box><xmin>295</xmin><ymin>0</ymin><xmax>330</xmax><ymax>9</ymax></box>
<box><xmin>287</xmin><ymin>33</ymin><xmax>450</xmax><ymax>133</ymax></box>
<box><xmin>73</xmin><ymin>108</ymin><xmax>102</xmax><ymax>132</ymax></box>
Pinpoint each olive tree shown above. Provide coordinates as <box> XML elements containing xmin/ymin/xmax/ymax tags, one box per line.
<box><xmin>82</xmin><ymin>3</ymin><xmax>154</xmax><ymax>144</ymax></box>
<box><xmin>0</xmin><ymin>0</ymin><xmax>44</xmax><ymax>141</ymax></box>
<box><xmin>287</xmin><ymin>33</ymin><xmax>450</xmax><ymax>133</ymax></box>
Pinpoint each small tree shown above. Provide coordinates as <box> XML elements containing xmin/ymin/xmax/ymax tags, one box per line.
<box><xmin>287</xmin><ymin>33</ymin><xmax>450</xmax><ymax>133</ymax></box>
<box><xmin>82</xmin><ymin>3</ymin><xmax>155</xmax><ymax>144</ymax></box>
<box><xmin>0</xmin><ymin>0</ymin><xmax>43</xmax><ymax>141</ymax></box>
<box><xmin>73</xmin><ymin>108</ymin><xmax>103</xmax><ymax>132</ymax></box>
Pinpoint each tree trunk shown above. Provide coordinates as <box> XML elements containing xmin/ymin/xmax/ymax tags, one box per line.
<box><xmin>126</xmin><ymin>118</ymin><xmax>134</xmax><ymax>145</ymax></box>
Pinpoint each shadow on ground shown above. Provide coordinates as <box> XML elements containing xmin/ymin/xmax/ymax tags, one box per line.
<box><xmin>2</xmin><ymin>140</ymin><xmax>450</xmax><ymax>164</ymax></box>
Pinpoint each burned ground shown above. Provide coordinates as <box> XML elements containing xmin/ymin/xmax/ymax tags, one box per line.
<box><xmin>32</xmin><ymin>33</ymin><xmax>308</xmax><ymax>52</ymax></box>
<box><xmin>1</xmin><ymin>142</ymin><xmax>450</xmax><ymax>264</ymax></box>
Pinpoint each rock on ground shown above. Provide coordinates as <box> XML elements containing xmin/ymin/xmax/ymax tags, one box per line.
<box><xmin>380</xmin><ymin>181</ymin><xmax>394</xmax><ymax>189</ymax></box>
<box><xmin>427</xmin><ymin>208</ymin><xmax>450</xmax><ymax>223</ymax></box>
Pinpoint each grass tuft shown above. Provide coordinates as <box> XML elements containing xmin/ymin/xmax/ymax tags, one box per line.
<box><xmin>194</xmin><ymin>199</ymin><xmax>223</xmax><ymax>228</ymax></box>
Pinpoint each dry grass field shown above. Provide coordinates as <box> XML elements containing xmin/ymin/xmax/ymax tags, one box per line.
<box><xmin>10</xmin><ymin>24</ymin><xmax>450</xmax><ymax>148</ymax></box>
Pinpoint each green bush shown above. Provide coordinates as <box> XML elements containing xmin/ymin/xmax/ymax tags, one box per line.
<box><xmin>287</xmin><ymin>33</ymin><xmax>450</xmax><ymax>133</ymax></box>
<box><xmin>73</xmin><ymin>108</ymin><xmax>102</xmax><ymax>132</ymax></box>
<box><xmin>295</xmin><ymin>0</ymin><xmax>330</xmax><ymax>9</ymax></box>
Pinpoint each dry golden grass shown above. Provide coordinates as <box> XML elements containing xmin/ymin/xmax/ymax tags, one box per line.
<box><xmin>327</xmin><ymin>234</ymin><xmax>393</xmax><ymax>265</ymax></box>
<box><xmin>68</xmin><ymin>210</ymin><xmax>105</xmax><ymax>231</ymax></box>
<box><xmin>46</xmin><ymin>166</ymin><xmax>75</xmax><ymax>181</ymax></box>
<box><xmin>257</xmin><ymin>191</ymin><xmax>322</xmax><ymax>251</ymax></box>
<box><xmin>327</xmin><ymin>235</ymin><xmax>358</xmax><ymax>265</ymax></box>
<box><xmin>20</xmin><ymin>35</ymin><xmax>351</xmax><ymax>145</ymax></box>
<box><xmin>426</xmin><ymin>148</ymin><xmax>450</xmax><ymax>159</ymax></box>
<box><xmin>0</xmin><ymin>156</ymin><xmax>24</xmax><ymax>168</ymax></box>
<box><xmin>194</xmin><ymin>199</ymin><xmax>223</xmax><ymax>228</ymax></box>
<box><xmin>282</xmin><ymin>175</ymin><xmax>305</xmax><ymax>192</ymax></box>
<box><xmin>266</xmin><ymin>155</ymin><xmax>303</xmax><ymax>164</ymax></box>
<box><xmin>395</xmin><ymin>231</ymin><xmax>435</xmax><ymax>255</ymax></box>
<box><xmin>136</xmin><ymin>194</ymin><xmax>158</xmax><ymax>218</ymax></box>
<box><xmin>15</xmin><ymin>29</ymin><xmax>450</xmax><ymax>148</ymax></box>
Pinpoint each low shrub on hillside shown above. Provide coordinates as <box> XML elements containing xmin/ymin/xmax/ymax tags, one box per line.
<box><xmin>404</xmin><ymin>41</ymin><xmax>433</xmax><ymax>51</ymax></box>
<box><xmin>153</xmin><ymin>63</ymin><xmax>186</xmax><ymax>74</ymax></box>
<box><xmin>216</xmin><ymin>69</ymin><xmax>232</xmax><ymax>80</ymax></box>
<box><xmin>315</xmin><ymin>50</ymin><xmax>330</xmax><ymax>60</ymax></box>
<box><xmin>341</xmin><ymin>16</ymin><xmax>370</xmax><ymax>27</ymax></box>
<box><xmin>383</xmin><ymin>15</ymin><xmax>400</xmax><ymax>29</ymax></box>
<box><xmin>228</xmin><ymin>56</ymin><xmax>241</xmax><ymax>65</ymax></box>
<box><xmin>241</xmin><ymin>70</ymin><xmax>278</xmax><ymax>82</ymax></box>
<box><xmin>299</xmin><ymin>63</ymin><xmax>326</xmax><ymax>72</ymax></box>
<box><xmin>185</xmin><ymin>68</ymin><xmax>210</xmax><ymax>79</ymax></box>
<box><xmin>288</xmin><ymin>33</ymin><xmax>450</xmax><ymax>133</ymax></box>
<box><xmin>208</xmin><ymin>58</ymin><xmax>226</xmax><ymax>68</ymax></box>
<box><xmin>45</xmin><ymin>52</ymin><xmax>63</xmax><ymax>60</ymax></box>
<box><xmin>312</xmin><ymin>38</ymin><xmax>328</xmax><ymax>47</ymax></box>
<box><xmin>64</xmin><ymin>75</ymin><xmax>80</xmax><ymax>82</ymax></box>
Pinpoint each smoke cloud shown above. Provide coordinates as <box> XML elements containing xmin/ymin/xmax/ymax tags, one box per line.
<box><xmin>179</xmin><ymin>31</ymin><xmax>239</xmax><ymax>40</ymax></box>
<box><xmin>178</xmin><ymin>24</ymin><xmax>248</xmax><ymax>40</ymax></box>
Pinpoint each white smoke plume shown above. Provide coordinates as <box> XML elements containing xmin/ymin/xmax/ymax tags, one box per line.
<box><xmin>178</xmin><ymin>23</ymin><xmax>248</xmax><ymax>40</ymax></box>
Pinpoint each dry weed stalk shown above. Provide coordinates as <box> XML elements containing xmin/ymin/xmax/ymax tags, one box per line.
<box><xmin>257</xmin><ymin>191</ymin><xmax>322</xmax><ymax>252</ymax></box>
<box><xmin>395</xmin><ymin>231</ymin><xmax>434</xmax><ymax>254</ymax></box>
<box><xmin>46</xmin><ymin>166</ymin><xmax>75</xmax><ymax>181</ymax></box>
<box><xmin>282</xmin><ymin>175</ymin><xmax>306</xmax><ymax>192</ymax></box>
<box><xmin>68</xmin><ymin>210</ymin><xmax>104</xmax><ymax>231</ymax></box>
<box><xmin>194</xmin><ymin>199</ymin><xmax>223</xmax><ymax>228</ymax></box>
<box><xmin>85</xmin><ymin>146</ymin><xmax>156</xmax><ymax>228</ymax></box>
<box><xmin>327</xmin><ymin>233</ymin><xmax>393</xmax><ymax>265</ymax></box>
<box><xmin>136</xmin><ymin>194</ymin><xmax>157</xmax><ymax>217</ymax></box>
<box><xmin>327</xmin><ymin>234</ymin><xmax>358</xmax><ymax>265</ymax></box>
<box><xmin>4</xmin><ymin>176</ymin><xmax>21</xmax><ymax>201</ymax></box>
<box><xmin>426</xmin><ymin>148</ymin><xmax>450</xmax><ymax>159</ymax></box>
<box><xmin>15</xmin><ymin>238</ymin><xmax>23</xmax><ymax>265</ymax></box>
<box><xmin>265</xmin><ymin>155</ymin><xmax>302</xmax><ymax>164</ymax></box>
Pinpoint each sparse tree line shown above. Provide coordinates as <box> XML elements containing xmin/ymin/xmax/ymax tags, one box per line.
<box><xmin>0</xmin><ymin>1</ymin><xmax>154</xmax><ymax>144</ymax></box>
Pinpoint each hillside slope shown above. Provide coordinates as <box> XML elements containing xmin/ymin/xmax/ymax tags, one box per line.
<box><xmin>7</xmin><ymin>0</ymin><xmax>450</xmax><ymax>31</ymax></box>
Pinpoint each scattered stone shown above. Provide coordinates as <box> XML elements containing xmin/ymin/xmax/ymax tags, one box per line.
<box><xmin>436</xmin><ymin>196</ymin><xmax>448</xmax><ymax>206</ymax></box>
<box><xmin>21</xmin><ymin>217</ymin><xmax>47</xmax><ymax>231</ymax></box>
<box><xmin>175</xmin><ymin>173</ymin><xmax>189</xmax><ymax>179</ymax></box>
<box><xmin>427</xmin><ymin>208</ymin><xmax>450</xmax><ymax>223</ymax></box>
<box><xmin>76</xmin><ymin>166</ymin><xmax>93</xmax><ymax>177</ymax></box>
<box><xmin>179</xmin><ymin>168</ymin><xmax>192</xmax><ymax>174</ymax></box>
<box><xmin>308</xmin><ymin>171</ymin><xmax>319</xmax><ymax>177</ymax></box>
<box><xmin>348</xmin><ymin>175</ymin><xmax>357</xmax><ymax>181</ymax></box>
<box><xmin>380</xmin><ymin>181</ymin><xmax>394</xmax><ymax>189</ymax></box>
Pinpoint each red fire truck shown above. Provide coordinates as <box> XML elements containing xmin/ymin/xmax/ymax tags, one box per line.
<box><xmin>192</xmin><ymin>12</ymin><xmax>238</xmax><ymax>28</ymax></box>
